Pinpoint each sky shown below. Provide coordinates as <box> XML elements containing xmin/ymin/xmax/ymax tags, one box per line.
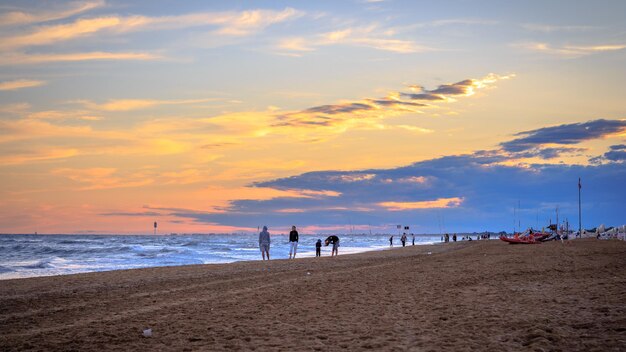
<box><xmin>0</xmin><ymin>0</ymin><xmax>625</xmax><ymax>235</ymax></box>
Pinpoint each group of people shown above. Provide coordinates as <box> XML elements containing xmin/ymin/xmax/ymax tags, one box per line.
<box><xmin>441</xmin><ymin>233</ymin><xmax>490</xmax><ymax>243</ymax></box>
<box><xmin>258</xmin><ymin>225</ymin><xmax>340</xmax><ymax>260</ymax></box>
<box><xmin>389</xmin><ymin>233</ymin><xmax>416</xmax><ymax>247</ymax></box>
<box><xmin>442</xmin><ymin>233</ymin><xmax>457</xmax><ymax>242</ymax></box>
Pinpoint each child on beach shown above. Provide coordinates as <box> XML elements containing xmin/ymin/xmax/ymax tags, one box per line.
<box><xmin>316</xmin><ymin>239</ymin><xmax>322</xmax><ymax>257</ymax></box>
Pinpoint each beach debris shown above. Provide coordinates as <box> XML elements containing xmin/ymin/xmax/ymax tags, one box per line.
<box><xmin>427</xmin><ymin>252</ymin><xmax>432</xmax><ymax>255</ymax></box>
<box><xmin>307</xmin><ymin>272</ymin><xmax>311</xmax><ymax>275</ymax></box>
<box><xmin>143</xmin><ymin>328</ymin><xmax>152</xmax><ymax>337</ymax></box>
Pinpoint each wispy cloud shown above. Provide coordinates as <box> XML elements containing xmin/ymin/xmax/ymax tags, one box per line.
<box><xmin>515</xmin><ymin>42</ymin><xmax>626</xmax><ymax>58</ymax></box>
<box><xmin>51</xmin><ymin>167</ymin><xmax>154</xmax><ymax>190</ymax></box>
<box><xmin>77</xmin><ymin>98</ymin><xmax>218</xmax><ymax>111</ymax></box>
<box><xmin>277</xmin><ymin>25</ymin><xmax>430</xmax><ymax>54</ymax></box>
<box><xmin>0</xmin><ymin>147</ymin><xmax>79</xmax><ymax>165</ymax></box>
<box><xmin>0</xmin><ymin>0</ymin><xmax>105</xmax><ymax>26</ymax></box>
<box><xmin>0</xmin><ymin>17</ymin><xmax>122</xmax><ymax>49</ymax></box>
<box><xmin>0</xmin><ymin>51</ymin><xmax>160</xmax><ymax>65</ymax></box>
<box><xmin>521</xmin><ymin>23</ymin><xmax>596</xmax><ymax>33</ymax></box>
<box><xmin>378</xmin><ymin>197</ymin><xmax>463</xmax><ymax>211</ymax></box>
<box><xmin>0</xmin><ymin>8</ymin><xmax>302</xmax><ymax>50</ymax></box>
<box><xmin>0</xmin><ymin>79</ymin><xmax>46</xmax><ymax>91</ymax></box>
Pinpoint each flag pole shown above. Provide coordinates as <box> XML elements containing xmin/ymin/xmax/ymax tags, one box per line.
<box><xmin>578</xmin><ymin>177</ymin><xmax>582</xmax><ymax>238</ymax></box>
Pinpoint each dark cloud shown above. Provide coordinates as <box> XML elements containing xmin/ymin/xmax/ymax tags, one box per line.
<box><xmin>501</xmin><ymin>119</ymin><xmax>626</xmax><ymax>152</ymax></box>
<box><xmin>156</xmin><ymin>119</ymin><xmax>626</xmax><ymax>232</ymax></box>
<box><xmin>514</xmin><ymin>147</ymin><xmax>586</xmax><ymax>159</ymax></box>
<box><xmin>594</xmin><ymin>144</ymin><xmax>626</xmax><ymax>162</ymax></box>
<box><xmin>273</xmin><ymin>76</ymin><xmax>500</xmax><ymax>129</ymax></box>
<box><xmin>400</xmin><ymin>93</ymin><xmax>444</xmax><ymax>101</ymax></box>
<box><xmin>171</xmin><ymin>149</ymin><xmax>625</xmax><ymax>232</ymax></box>
<box><xmin>303</xmin><ymin>102</ymin><xmax>374</xmax><ymax>115</ymax></box>
<box><xmin>604</xmin><ymin>150</ymin><xmax>626</xmax><ymax>161</ymax></box>
<box><xmin>367</xmin><ymin>99</ymin><xmax>426</xmax><ymax>108</ymax></box>
<box><xmin>427</xmin><ymin>79</ymin><xmax>474</xmax><ymax>95</ymax></box>
<box><xmin>609</xmin><ymin>144</ymin><xmax>626</xmax><ymax>151</ymax></box>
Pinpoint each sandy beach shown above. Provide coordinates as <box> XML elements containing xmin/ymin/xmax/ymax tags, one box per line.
<box><xmin>1</xmin><ymin>239</ymin><xmax>625</xmax><ymax>351</ymax></box>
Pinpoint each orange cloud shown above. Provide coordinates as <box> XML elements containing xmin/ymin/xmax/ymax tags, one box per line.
<box><xmin>278</xmin><ymin>25</ymin><xmax>432</xmax><ymax>54</ymax></box>
<box><xmin>1</xmin><ymin>17</ymin><xmax>122</xmax><ymax>49</ymax></box>
<box><xmin>51</xmin><ymin>167</ymin><xmax>154</xmax><ymax>190</ymax></box>
<box><xmin>0</xmin><ymin>1</ymin><xmax>104</xmax><ymax>26</ymax></box>
<box><xmin>78</xmin><ymin>98</ymin><xmax>218</xmax><ymax>111</ymax></box>
<box><xmin>0</xmin><ymin>79</ymin><xmax>46</xmax><ymax>91</ymax></box>
<box><xmin>0</xmin><ymin>148</ymin><xmax>79</xmax><ymax>165</ymax></box>
<box><xmin>0</xmin><ymin>52</ymin><xmax>160</xmax><ymax>65</ymax></box>
<box><xmin>378</xmin><ymin>197</ymin><xmax>463</xmax><ymax>211</ymax></box>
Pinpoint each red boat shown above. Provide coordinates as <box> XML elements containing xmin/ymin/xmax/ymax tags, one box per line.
<box><xmin>499</xmin><ymin>231</ymin><xmax>548</xmax><ymax>244</ymax></box>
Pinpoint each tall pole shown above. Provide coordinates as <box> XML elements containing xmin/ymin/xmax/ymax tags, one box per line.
<box><xmin>578</xmin><ymin>177</ymin><xmax>582</xmax><ymax>238</ymax></box>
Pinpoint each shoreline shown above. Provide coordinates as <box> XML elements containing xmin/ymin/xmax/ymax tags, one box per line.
<box><xmin>1</xmin><ymin>239</ymin><xmax>624</xmax><ymax>351</ymax></box>
<box><xmin>0</xmin><ymin>234</ymin><xmax>442</xmax><ymax>281</ymax></box>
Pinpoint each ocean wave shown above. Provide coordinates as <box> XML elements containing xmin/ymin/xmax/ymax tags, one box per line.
<box><xmin>18</xmin><ymin>258</ymin><xmax>56</xmax><ymax>269</ymax></box>
<box><xmin>0</xmin><ymin>265</ymin><xmax>13</xmax><ymax>273</ymax></box>
<box><xmin>58</xmin><ymin>239</ymin><xmax>98</xmax><ymax>245</ymax></box>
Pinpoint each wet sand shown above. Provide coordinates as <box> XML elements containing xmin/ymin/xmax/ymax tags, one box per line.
<box><xmin>1</xmin><ymin>239</ymin><xmax>625</xmax><ymax>351</ymax></box>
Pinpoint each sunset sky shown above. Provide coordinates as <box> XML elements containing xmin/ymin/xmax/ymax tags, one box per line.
<box><xmin>1</xmin><ymin>0</ymin><xmax>624</xmax><ymax>234</ymax></box>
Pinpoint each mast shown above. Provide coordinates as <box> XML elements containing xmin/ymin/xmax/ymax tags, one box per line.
<box><xmin>555</xmin><ymin>206</ymin><xmax>559</xmax><ymax>237</ymax></box>
<box><xmin>518</xmin><ymin>200</ymin><xmax>521</xmax><ymax>231</ymax></box>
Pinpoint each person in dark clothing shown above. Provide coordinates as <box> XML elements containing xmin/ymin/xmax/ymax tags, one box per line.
<box><xmin>453</xmin><ymin>233</ymin><xmax>457</xmax><ymax>242</ymax></box>
<box><xmin>315</xmin><ymin>239</ymin><xmax>322</xmax><ymax>257</ymax></box>
<box><xmin>412</xmin><ymin>233</ymin><xmax>415</xmax><ymax>246</ymax></box>
<box><xmin>401</xmin><ymin>233</ymin><xmax>407</xmax><ymax>247</ymax></box>
<box><xmin>389</xmin><ymin>235</ymin><xmax>393</xmax><ymax>247</ymax></box>
<box><xmin>325</xmin><ymin>235</ymin><xmax>340</xmax><ymax>257</ymax></box>
<box><xmin>289</xmin><ymin>225</ymin><xmax>299</xmax><ymax>259</ymax></box>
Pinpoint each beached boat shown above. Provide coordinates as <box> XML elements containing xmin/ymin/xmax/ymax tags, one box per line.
<box><xmin>499</xmin><ymin>235</ymin><xmax>541</xmax><ymax>244</ymax></box>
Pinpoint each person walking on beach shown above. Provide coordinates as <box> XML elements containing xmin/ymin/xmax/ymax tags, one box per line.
<box><xmin>389</xmin><ymin>235</ymin><xmax>393</xmax><ymax>247</ymax></box>
<box><xmin>401</xmin><ymin>233</ymin><xmax>407</xmax><ymax>247</ymax></box>
<box><xmin>412</xmin><ymin>233</ymin><xmax>415</xmax><ymax>246</ymax></box>
<box><xmin>325</xmin><ymin>235</ymin><xmax>340</xmax><ymax>257</ymax></box>
<box><xmin>315</xmin><ymin>239</ymin><xmax>322</xmax><ymax>257</ymax></box>
<box><xmin>445</xmin><ymin>233</ymin><xmax>449</xmax><ymax>243</ymax></box>
<box><xmin>453</xmin><ymin>233</ymin><xmax>457</xmax><ymax>242</ymax></box>
<box><xmin>289</xmin><ymin>225</ymin><xmax>299</xmax><ymax>259</ymax></box>
<box><xmin>259</xmin><ymin>226</ymin><xmax>270</xmax><ymax>260</ymax></box>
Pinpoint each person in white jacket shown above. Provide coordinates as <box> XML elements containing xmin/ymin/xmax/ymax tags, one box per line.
<box><xmin>259</xmin><ymin>226</ymin><xmax>270</xmax><ymax>260</ymax></box>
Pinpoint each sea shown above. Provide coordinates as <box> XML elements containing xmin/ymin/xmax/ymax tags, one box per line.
<box><xmin>0</xmin><ymin>233</ymin><xmax>443</xmax><ymax>280</ymax></box>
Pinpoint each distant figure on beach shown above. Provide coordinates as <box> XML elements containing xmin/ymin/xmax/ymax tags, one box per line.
<box><xmin>453</xmin><ymin>234</ymin><xmax>457</xmax><ymax>242</ymax></box>
<box><xmin>389</xmin><ymin>235</ymin><xmax>393</xmax><ymax>247</ymax></box>
<box><xmin>259</xmin><ymin>226</ymin><xmax>270</xmax><ymax>260</ymax></box>
<box><xmin>316</xmin><ymin>239</ymin><xmax>322</xmax><ymax>257</ymax></box>
<box><xmin>401</xmin><ymin>233</ymin><xmax>407</xmax><ymax>247</ymax></box>
<box><xmin>325</xmin><ymin>235</ymin><xmax>340</xmax><ymax>256</ymax></box>
<box><xmin>289</xmin><ymin>225</ymin><xmax>299</xmax><ymax>259</ymax></box>
<box><xmin>445</xmin><ymin>233</ymin><xmax>449</xmax><ymax>243</ymax></box>
<box><xmin>412</xmin><ymin>233</ymin><xmax>415</xmax><ymax>246</ymax></box>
